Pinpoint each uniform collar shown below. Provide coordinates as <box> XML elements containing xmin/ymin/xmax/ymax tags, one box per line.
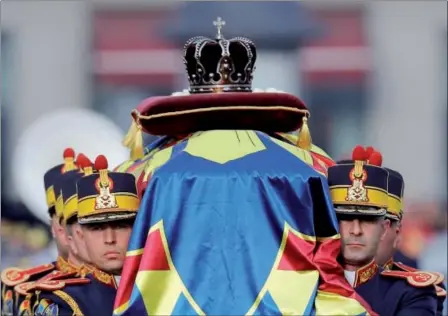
<box><xmin>383</xmin><ymin>258</ymin><xmax>394</xmax><ymax>270</ymax></box>
<box><xmin>56</xmin><ymin>256</ymin><xmax>81</xmax><ymax>274</ymax></box>
<box><xmin>55</xmin><ymin>256</ymin><xmax>68</xmax><ymax>271</ymax></box>
<box><xmin>86</xmin><ymin>265</ymin><xmax>118</xmax><ymax>289</ymax></box>
<box><xmin>65</xmin><ymin>260</ymin><xmax>80</xmax><ymax>273</ymax></box>
<box><xmin>344</xmin><ymin>259</ymin><xmax>378</xmax><ymax>287</ymax></box>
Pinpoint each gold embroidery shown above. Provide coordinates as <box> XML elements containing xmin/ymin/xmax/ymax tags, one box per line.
<box><xmin>77</xmin><ymin>265</ymin><xmax>91</xmax><ymax>278</ymax></box>
<box><xmin>383</xmin><ymin>258</ymin><xmax>394</xmax><ymax>270</ymax></box>
<box><xmin>52</xmin><ymin>290</ymin><xmax>83</xmax><ymax>316</ymax></box>
<box><xmin>354</xmin><ymin>260</ymin><xmax>378</xmax><ymax>287</ymax></box>
<box><xmin>56</xmin><ymin>257</ymin><xmax>68</xmax><ymax>272</ymax></box>
<box><xmin>91</xmin><ymin>268</ymin><xmax>114</xmax><ymax>287</ymax></box>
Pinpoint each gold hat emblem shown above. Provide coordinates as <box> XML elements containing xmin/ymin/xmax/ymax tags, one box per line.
<box><xmin>93</xmin><ymin>155</ymin><xmax>118</xmax><ymax>210</ymax></box>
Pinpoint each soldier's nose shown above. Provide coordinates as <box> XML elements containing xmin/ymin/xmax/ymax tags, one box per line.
<box><xmin>103</xmin><ymin>227</ymin><xmax>117</xmax><ymax>244</ymax></box>
<box><xmin>349</xmin><ymin>219</ymin><xmax>363</xmax><ymax>236</ymax></box>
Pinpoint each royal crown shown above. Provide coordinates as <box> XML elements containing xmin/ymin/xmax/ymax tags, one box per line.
<box><xmin>183</xmin><ymin>17</ymin><xmax>257</xmax><ymax>94</ymax></box>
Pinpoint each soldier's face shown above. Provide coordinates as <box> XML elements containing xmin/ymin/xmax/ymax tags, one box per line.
<box><xmin>375</xmin><ymin>220</ymin><xmax>401</xmax><ymax>266</ymax></box>
<box><xmin>79</xmin><ymin>219</ymin><xmax>134</xmax><ymax>274</ymax></box>
<box><xmin>51</xmin><ymin>215</ymin><xmax>69</xmax><ymax>258</ymax></box>
<box><xmin>67</xmin><ymin>222</ymin><xmax>92</xmax><ymax>264</ymax></box>
<box><xmin>339</xmin><ymin>216</ymin><xmax>389</xmax><ymax>268</ymax></box>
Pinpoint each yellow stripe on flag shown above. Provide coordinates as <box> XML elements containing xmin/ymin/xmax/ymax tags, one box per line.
<box><xmin>185</xmin><ymin>130</ymin><xmax>266</xmax><ymax>164</ymax></box>
<box><xmin>267</xmin><ymin>270</ymin><xmax>319</xmax><ymax>314</ymax></box>
<box><xmin>315</xmin><ymin>290</ymin><xmax>367</xmax><ymax>315</ymax></box>
<box><xmin>136</xmin><ymin>221</ymin><xmax>205</xmax><ymax>315</ymax></box>
<box><xmin>136</xmin><ymin>270</ymin><xmax>184</xmax><ymax>315</ymax></box>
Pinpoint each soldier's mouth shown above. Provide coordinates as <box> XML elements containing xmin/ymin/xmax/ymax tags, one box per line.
<box><xmin>104</xmin><ymin>251</ymin><xmax>120</xmax><ymax>258</ymax></box>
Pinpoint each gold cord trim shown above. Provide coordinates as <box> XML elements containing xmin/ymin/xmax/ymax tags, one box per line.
<box><xmin>53</xmin><ymin>290</ymin><xmax>83</xmax><ymax>316</ymax></box>
<box><xmin>135</xmin><ymin>106</ymin><xmax>310</xmax><ymax>121</ymax></box>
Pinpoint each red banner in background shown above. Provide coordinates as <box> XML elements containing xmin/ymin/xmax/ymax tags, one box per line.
<box><xmin>94</xmin><ymin>7</ymin><xmax>369</xmax><ymax>86</ymax></box>
<box><xmin>300</xmin><ymin>8</ymin><xmax>370</xmax><ymax>84</ymax></box>
<box><xmin>93</xmin><ymin>10</ymin><xmax>180</xmax><ymax>86</ymax></box>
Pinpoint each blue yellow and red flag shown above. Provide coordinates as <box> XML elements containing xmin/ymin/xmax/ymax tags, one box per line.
<box><xmin>113</xmin><ymin>130</ymin><xmax>374</xmax><ymax>315</ymax></box>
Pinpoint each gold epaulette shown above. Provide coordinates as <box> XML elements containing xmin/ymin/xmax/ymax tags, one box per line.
<box><xmin>393</xmin><ymin>262</ymin><xmax>445</xmax><ymax>285</ymax></box>
<box><xmin>14</xmin><ymin>270</ymin><xmax>90</xmax><ymax>298</ymax></box>
<box><xmin>1</xmin><ymin>263</ymin><xmax>54</xmax><ymax>287</ymax></box>
<box><xmin>14</xmin><ymin>270</ymin><xmax>76</xmax><ymax>296</ymax></box>
<box><xmin>381</xmin><ymin>270</ymin><xmax>440</xmax><ymax>288</ymax></box>
<box><xmin>32</xmin><ymin>276</ymin><xmax>90</xmax><ymax>292</ymax></box>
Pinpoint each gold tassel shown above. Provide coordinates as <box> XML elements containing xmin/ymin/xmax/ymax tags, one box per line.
<box><xmin>122</xmin><ymin>120</ymin><xmax>138</xmax><ymax>148</ymax></box>
<box><xmin>130</xmin><ymin>125</ymin><xmax>144</xmax><ymax>160</ymax></box>
<box><xmin>296</xmin><ymin>115</ymin><xmax>312</xmax><ymax>151</ymax></box>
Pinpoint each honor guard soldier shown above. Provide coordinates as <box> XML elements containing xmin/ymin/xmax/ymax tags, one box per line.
<box><xmin>376</xmin><ymin>167</ymin><xmax>446</xmax><ymax>315</ymax></box>
<box><xmin>58</xmin><ymin>153</ymin><xmax>94</xmax><ymax>270</ymax></box>
<box><xmin>32</xmin><ymin>155</ymin><xmax>140</xmax><ymax>316</ymax></box>
<box><xmin>1</xmin><ymin>148</ymin><xmax>79</xmax><ymax>316</ymax></box>
<box><xmin>328</xmin><ymin>145</ymin><xmax>439</xmax><ymax>316</ymax></box>
<box><xmin>14</xmin><ymin>154</ymin><xmax>95</xmax><ymax>316</ymax></box>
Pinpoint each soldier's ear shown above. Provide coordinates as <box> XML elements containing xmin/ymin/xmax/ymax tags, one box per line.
<box><xmin>75</xmin><ymin>225</ymin><xmax>85</xmax><ymax>241</ymax></box>
<box><xmin>67</xmin><ymin>234</ymin><xmax>79</xmax><ymax>256</ymax></box>
<box><xmin>50</xmin><ymin>219</ymin><xmax>57</xmax><ymax>238</ymax></box>
<box><xmin>380</xmin><ymin>218</ymin><xmax>390</xmax><ymax>241</ymax></box>
<box><xmin>393</xmin><ymin>231</ymin><xmax>402</xmax><ymax>248</ymax></box>
<box><xmin>395</xmin><ymin>221</ymin><xmax>402</xmax><ymax>234</ymax></box>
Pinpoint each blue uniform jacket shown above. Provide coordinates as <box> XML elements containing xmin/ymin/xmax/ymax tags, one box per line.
<box><xmin>384</xmin><ymin>259</ymin><xmax>446</xmax><ymax>316</ymax></box>
<box><xmin>353</xmin><ymin>261</ymin><xmax>438</xmax><ymax>316</ymax></box>
<box><xmin>33</xmin><ymin>268</ymin><xmax>118</xmax><ymax>316</ymax></box>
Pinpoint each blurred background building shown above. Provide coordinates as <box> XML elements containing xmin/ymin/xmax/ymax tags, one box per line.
<box><xmin>1</xmin><ymin>0</ymin><xmax>446</xmax><ymax>291</ymax></box>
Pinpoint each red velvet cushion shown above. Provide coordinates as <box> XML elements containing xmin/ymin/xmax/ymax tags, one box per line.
<box><xmin>134</xmin><ymin>92</ymin><xmax>308</xmax><ymax>136</ymax></box>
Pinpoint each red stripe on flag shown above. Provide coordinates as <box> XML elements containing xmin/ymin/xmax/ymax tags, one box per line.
<box><xmin>310</xmin><ymin>155</ymin><xmax>329</xmax><ymax>176</ymax></box>
<box><xmin>278</xmin><ymin>232</ymin><xmax>315</xmax><ymax>271</ymax></box>
<box><xmin>139</xmin><ymin>229</ymin><xmax>170</xmax><ymax>271</ymax></box>
<box><xmin>114</xmin><ymin>253</ymin><xmax>142</xmax><ymax>310</ymax></box>
<box><xmin>311</xmin><ymin>152</ymin><xmax>336</xmax><ymax>168</ymax></box>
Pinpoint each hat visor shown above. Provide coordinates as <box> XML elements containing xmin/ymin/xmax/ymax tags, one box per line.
<box><xmin>385</xmin><ymin>212</ymin><xmax>401</xmax><ymax>221</ymax></box>
<box><xmin>78</xmin><ymin>211</ymin><xmax>137</xmax><ymax>224</ymax></box>
<box><xmin>334</xmin><ymin>206</ymin><xmax>387</xmax><ymax>217</ymax></box>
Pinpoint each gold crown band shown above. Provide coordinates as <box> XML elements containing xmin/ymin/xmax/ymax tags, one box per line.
<box><xmin>77</xmin><ymin>194</ymin><xmax>139</xmax><ymax>219</ymax></box>
<box><xmin>55</xmin><ymin>194</ymin><xmax>65</xmax><ymax>218</ymax></box>
<box><xmin>330</xmin><ymin>186</ymin><xmax>388</xmax><ymax>209</ymax></box>
<box><xmin>46</xmin><ymin>187</ymin><xmax>56</xmax><ymax>208</ymax></box>
<box><xmin>63</xmin><ymin>195</ymin><xmax>78</xmax><ymax>224</ymax></box>
<box><xmin>387</xmin><ymin>194</ymin><xmax>402</xmax><ymax>217</ymax></box>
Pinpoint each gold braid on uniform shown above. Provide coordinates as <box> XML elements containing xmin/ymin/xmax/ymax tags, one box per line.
<box><xmin>52</xmin><ymin>290</ymin><xmax>83</xmax><ymax>316</ymax></box>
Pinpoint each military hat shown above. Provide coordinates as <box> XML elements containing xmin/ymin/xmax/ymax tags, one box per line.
<box><xmin>61</xmin><ymin>154</ymin><xmax>95</xmax><ymax>224</ymax></box>
<box><xmin>384</xmin><ymin>167</ymin><xmax>404</xmax><ymax>221</ymax></box>
<box><xmin>77</xmin><ymin>155</ymin><xmax>140</xmax><ymax>224</ymax></box>
<box><xmin>328</xmin><ymin>145</ymin><xmax>388</xmax><ymax>216</ymax></box>
<box><xmin>44</xmin><ymin>148</ymin><xmax>78</xmax><ymax>217</ymax></box>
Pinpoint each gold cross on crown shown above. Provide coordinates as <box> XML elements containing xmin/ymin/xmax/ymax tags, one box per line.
<box><xmin>213</xmin><ymin>17</ymin><xmax>226</xmax><ymax>39</ymax></box>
